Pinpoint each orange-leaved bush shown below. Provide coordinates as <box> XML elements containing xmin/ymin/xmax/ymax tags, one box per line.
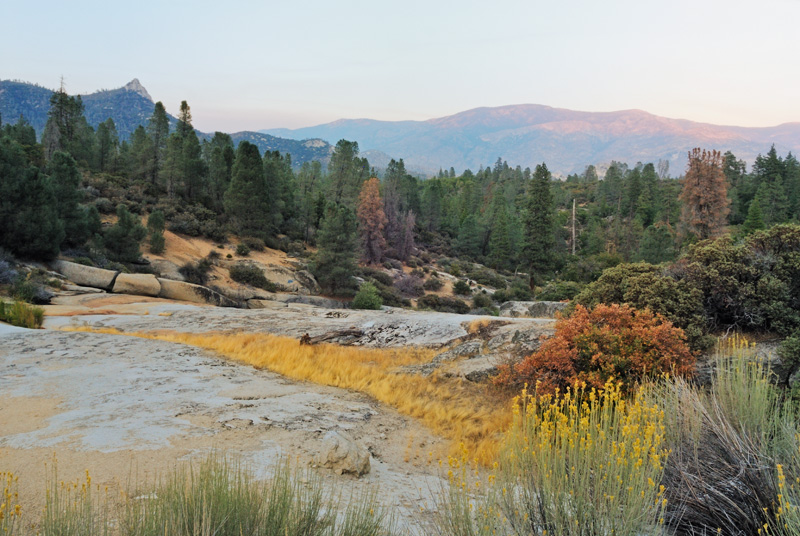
<box><xmin>493</xmin><ymin>303</ymin><xmax>695</xmax><ymax>395</ymax></box>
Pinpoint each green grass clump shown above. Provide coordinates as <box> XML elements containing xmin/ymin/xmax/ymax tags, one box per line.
<box><xmin>9</xmin><ymin>455</ymin><xmax>395</xmax><ymax>536</ymax></box>
<box><xmin>0</xmin><ymin>300</ymin><xmax>44</xmax><ymax>329</ymax></box>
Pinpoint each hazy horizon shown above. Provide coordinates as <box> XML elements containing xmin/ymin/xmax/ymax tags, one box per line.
<box><xmin>4</xmin><ymin>0</ymin><xmax>799</xmax><ymax>133</ymax></box>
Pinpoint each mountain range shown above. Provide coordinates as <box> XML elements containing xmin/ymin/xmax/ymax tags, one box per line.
<box><xmin>0</xmin><ymin>79</ymin><xmax>333</xmax><ymax>167</ymax></box>
<box><xmin>263</xmin><ymin>105</ymin><xmax>800</xmax><ymax>176</ymax></box>
<box><xmin>3</xmin><ymin>78</ymin><xmax>799</xmax><ymax>177</ymax></box>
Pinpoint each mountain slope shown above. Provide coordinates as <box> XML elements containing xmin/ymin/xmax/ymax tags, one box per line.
<box><xmin>262</xmin><ymin>104</ymin><xmax>800</xmax><ymax>175</ymax></box>
<box><xmin>0</xmin><ymin>79</ymin><xmax>332</xmax><ymax>167</ymax></box>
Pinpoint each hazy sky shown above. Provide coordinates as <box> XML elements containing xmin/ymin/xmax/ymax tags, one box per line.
<box><xmin>3</xmin><ymin>0</ymin><xmax>799</xmax><ymax>133</ymax></box>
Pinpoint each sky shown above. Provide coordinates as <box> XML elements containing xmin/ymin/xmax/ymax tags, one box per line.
<box><xmin>3</xmin><ymin>0</ymin><xmax>800</xmax><ymax>133</ymax></box>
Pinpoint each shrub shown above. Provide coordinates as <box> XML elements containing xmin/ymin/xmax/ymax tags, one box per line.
<box><xmin>0</xmin><ymin>300</ymin><xmax>44</xmax><ymax>328</ymax></box>
<box><xmin>167</xmin><ymin>212</ymin><xmax>203</xmax><ymax>236</ymax></box>
<box><xmin>536</xmin><ymin>280</ymin><xmax>583</xmax><ymax>301</ymax></box>
<box><xmin>492</xmin><ymin>279</ymin><xmax>533</xmax><ymax>303</ymax></box>
<box><xmin>12</xmin><ymin>278</ymin><xmax>52</xmax><ymax>304</ymax></box>
<box><xmin>682</xmin><ymin>225</ymin><xmax>800</xmax><ymax>336</ymax></box>
<box><xmin>452</xmin><ymin>280</ymin><xmax>471</xmax><ymax>296</ymax></box>
<box><xmin>417</xmin><ymin>295</ymin><xmax>470</xmax><ymax>314</ymax></box>
<box><xmin>178</xmin><ymin>259</ymin><xmax>213</xmax><ymax>286</ymax></box>
<box><xmin>149</xmin><ymin>231</ymin><xmax>166</xmax><ymax>254</ymax></box>
<box><xmin>472</xmin><ymin>292</ymin><xmax>493</xmax><ymax>310</ymax></box>
<box><xmin>229</xmin><ymin>264</ymin><xmax>277</xmax><ymax>292</ymax></box>
<box><xmin>352</xmin><ymin>282</ymin><xmax>383</xmax><ymax>310</ymax></box>
<box><xmin>236</xmin><ymin>243</ymin><xmax>251</xmax><ymax>256</ymax></box>
<box><xmin>466</xmin><ymin>268</ymin><xmax>506</xmax><ymax>289</ymax></box>
<box><xmin>242</xmin><ymin>237</ymin><xmax>265</xmax><ymax>251</ymax></box>
<box><xmin>394</xmin><ymin>274</ymin><xmax>424</xmax><ymax>297</ymax></box>
<box><xmin>423</xmin><ymin>277</ymin><xmax>443</xmax><ymax>291</ymax></box>
<box><xmin>104</xmin><ymin>204</ymin><xmax>147</xmax><ymax>263</ymax></box>
<box><xmin>360</xmin><ymin>267</ymin><xmax>393</xmax><ymax>287</ymax></box>
<box><xmin>368</xmin><ymin>280</ymin><xmax>409</xmax><ymax>307</ymax></box>
<box><xmin>493</xmin><ymin>303</ymin><xmax>695</xmax><ymax>395</ymax></box>
<box><xmin>574</xmin><ymin>262</ymin><xmax>710</xmax><ymax>351</ymax></box>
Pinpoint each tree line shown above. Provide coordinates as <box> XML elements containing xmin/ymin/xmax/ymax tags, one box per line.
<box><xmin>1</xmin><ymin>86</ymin><xmax>798</xmax><ymax>296</ymax></box>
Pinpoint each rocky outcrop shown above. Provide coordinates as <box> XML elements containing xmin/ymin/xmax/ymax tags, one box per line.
<box><xmin>112</xmin><ymin>273</ymin><xmax>161</xmax><ymax>297</ymax></box>
<box><xmin>318</xmin><ymin>430</ymin><xmax>370</xmax><ymax>476</ymax></box>
<box><xmin>52</xmin><ymin>260</ymin><xmax>118</xmax><ymax>290</ymax></box>
<box><xmin>158</xmin><ymin>279</ymin><xmax>242</xmax><ymax>308</ymax></box>
<box><xmin>149</xmin><ymin>259</ymin><xmax>184</xmax><ymax>281</ymax></box>
<box><xmin>499</xmin><ymin>301</ymin><xmax>569</xmax><ymax>319</ymax></box>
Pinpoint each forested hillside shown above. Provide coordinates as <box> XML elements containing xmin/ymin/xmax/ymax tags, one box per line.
<box><xmin>1</xmin><ymin>85</ymin><xmax>798</xmax><ymax>329</ymax></box>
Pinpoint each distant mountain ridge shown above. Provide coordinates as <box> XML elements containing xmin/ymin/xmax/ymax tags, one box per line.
<box><xmin>262</xmin><ymin>105</ymin><xmax>800</xmax><ymax>176</ymax></box>
<box><xmin>0</xmin><ymin>79</ymin><xmax>333</xmax><ymax>167</ymax></box>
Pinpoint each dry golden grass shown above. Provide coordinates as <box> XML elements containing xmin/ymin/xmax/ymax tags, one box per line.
<box><xmin>66</xmin><ymin>327</ymin><xmax>509</xmax><ymax>463</ymax></box>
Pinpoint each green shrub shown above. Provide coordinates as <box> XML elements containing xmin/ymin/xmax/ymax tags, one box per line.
<box><xmin>453</xmin><ymin>280</ymin><xmax>471</xmax><ymax>296</ymax></box>
<box><xmin>0</xmin><ymin>300</ymin><xmax>44</xmax><ymax>328</ymax></box>
<box><xmin>466</xmin><ymin>268</ymin><xmax>506</xmax><ymax>289</ymax></box>
<box><xmin>369</xmin><ymin>280</ymin><xmax>410</xmax><ymax>307</ymax></box>
<box><xmin>236</xmin><ymin>243</ymin><xmax>251</xmax><ymax>256</ymax></box>
<box><xmin>417</xmin><ymin>295</ymin><xmax>470</xmax><ymax>314</ymax></box>
<box><xmin>229</xmin><ymin>264</ymin><xmax>277</xmax><ymax>292</ymax></box>
<box><xmin>352</xmin><ymin>282</ymin><xmax>383</xmax><ymax>310</ymax></box>
<box><xmin>179</xmin><ymin>259</ymin><xmax>212</xmax><ymax>286</ymax></box>
<box><xmin>574</xmin><ymin>262</ymin><xmax>710</xmax><ymax>351</ymax></box>
<box><xmin>149</xmin><ymin>231</ymin><xmax>166</xmax><ymax>254</ymax></box>
<box><xmin>423</xmin><ymin>277</ymin><xmax>443</xmax><ymax>291</ymax></box>
<box><xmin>360</xmin><ymin>267</ymin><xmax>393</xmax><ymax>287</ymax></box>
<box><xmin>536</xmin><ymin>280</ymin><xmax>583</xmax><ymax>301</ymax></box>
<box><xmin>472</xmin><ymin>292</ymin><xmax>493</xmax><ymax>309</ymax></box>
<box><xmin>242</xmin><ymin>237</ymin><xmax>265</xmax><ymax>251</ymax></box>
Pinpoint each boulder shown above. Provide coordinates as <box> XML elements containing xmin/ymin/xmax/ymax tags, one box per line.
<box><xmin>318</xmin><ymin>430</ymin><xmax>370</xmax><ymax>476</ymax></box>
<box><xmin>149</xmin><ymin>259</ymin><xmax>185</xmax><ymax>281</ymax></box>
<box><xmin>52</xmin><ymin>260</ymin><xmax>118</xmax><ymax>291</ymax></box>
<box><xmin>247</xmin><ymin>299</ymin><xmax>288</xmax><ymax>309</ymax></box>
<box><xmin>158</xmin><ymin>279</ymin><xmax>242</xmax><ymax>308</ymax></box>
<box><xmin>112</xmin><ymin>273</ymin><xmax>161</xmax><ymax>297</ymax></box>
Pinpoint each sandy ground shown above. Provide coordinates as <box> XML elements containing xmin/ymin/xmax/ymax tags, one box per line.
<box><xmin>1</xmin><ymin>292</ymin><xmax>553</xmax><ymax>532</ymax></box>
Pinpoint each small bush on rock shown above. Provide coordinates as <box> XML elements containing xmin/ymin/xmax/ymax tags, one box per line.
<box><xmin>235</xmin><ymin>243</ymin><xmax>251</xmax><ymax>256</ymax></box>
<box><xmin>453</xmin><ymin>280</ymin><xmax>471</xmax><ymax>296</ymax></box>
<box><xmin>352</xmin><ymin>282</ymin><xmax>383</xmax><ymax>310</ymax></box>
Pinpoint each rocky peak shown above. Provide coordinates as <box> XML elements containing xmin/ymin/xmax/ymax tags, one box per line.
<box><xmin>122</xmin><ymin>78</ymin><xmax>152</xmax><ymax>101</ymax></box>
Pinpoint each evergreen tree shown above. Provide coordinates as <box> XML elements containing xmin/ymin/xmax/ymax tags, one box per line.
<box><xmin>313</xmin><ymin>204</ymin><xmax>358</xmax><ymax>296</ymax></box>
<box><xmin>679</xmin><ymin>148</ymin><xmax>730</xmax><ymax>240</ymax></box>
<box><xmin>95</xmin><ymin>118</ymin><xmax>119</xmax><ymax>173</ymax></box>
<box><xmin>327</xmin><ymin>140</ymin><xmax>369</xmax><ymax>208</ymax></box>
<box><xmin>488</xmin><ymin>200</ymin><xmax>512</xmax><ymax>269</ymax></box>
<box><xmin>637</xmin><ymin>224</ymin><xmax>676</xmax><ymax>264</ymax></box>
<box><xmin>127</xmin><ymin>125</ymin><xmax>153</xmax><ymax>182</ymax></box>
<box><xmin>523</xmin><ymin>163</ymin><xmax>555</xmax><ymax>284</ymax></box>
<box><xmin>104</xmin><ymin>204</ymin><xmax>147</xmax><ymax>263</ymax></box>
<box><xmin>41</xmin><ymin>85</ymin><xmax>94</xmax><ymax>165</ymax></box>
<box><xmin>456</xmin><ymin>213</ymin><xmax>482</xmax><ymax>258</ymax></box>
<box><xmin>742</xmin><ymin>196</ymin><xmax>765</xmax><ymax>235</ymax></box>
<box><xmin>48</xmin><ymin>151</ymin><xmax>89</xmax><ymax>247</ymax></box>
<box><xmin>0</xmin><ymin>137</ymin><xmax>64</xmax><ymax>260</ymax></box>
<box><xmin>205</xmin><ymin>133</ymin><xmax>234</xmax><ymax>212</ymax></box>
<box><xmin>147</xmin><ymin>210</ymin><xmax>166</xmax><ymax>254</ymax></box>
<box><xmin>356</xmin><ymin>177</ymin><xmax>387</xmax><ymax>264</ymax></box>
<box><xmin>146</xmin><ymin>102</ymin><xmax>170</xmax><ymax>186</ymax></box>
<box><xmin>224</xmin><ymin>141</ymin><xmax>269</xmax><ymax>237</ymax></box>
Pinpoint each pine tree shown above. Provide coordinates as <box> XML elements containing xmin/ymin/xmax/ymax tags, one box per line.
<box><xmin>679</xmin><ymin>148</ymin><xmax>730</xmax><ymax>240</ymax></box>
<box><xmin>742</xmin><ymin>196</ymin><xmax>765</xmax><ymax>235</ymax></box>
<box><xmin>523</xmin><ymin>163</ymin><xmax>555</xmax><ymax>284</ymax></box>
<box><xmin>0</xmin><ymin>137</ymin><xmax>64</xmax><ymax>260</ymax></box>
<box><xmin>104</xmin><ymin>204</ymin><xmax>147</xmax><ymax>263</ymax></box>
<box><xmin>95</xmin><ymin>118</ymin><xmax>119</xmax><ymax>173</ymax></box>
<box><xmin>356</xmin><ymin>177</ymin><xmax>387</xmax><ymax>264</ymax></box>
<box><xmin>48</xmin><ymin>151</ymin><xmax>89</xmax><ymax>247</ymax></box>
<box><xmin>147</xmin><ymin>210</ymin><xmax>166</xmax><ymax>254</ymax></box>
<box><xmin>146</xmin><ymin>102</ymin><xmax>170</xmax><ymax>186</ymax></box>
<box><xmin>224</xmin><ymin>141</ymin><xmax>269</xmax><ymax>237</ymax></box>
<box><xmin>313</xmin><ymin>204</ymin><xmax>358</xmax><ymax>296</ymax></box>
